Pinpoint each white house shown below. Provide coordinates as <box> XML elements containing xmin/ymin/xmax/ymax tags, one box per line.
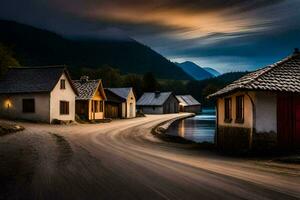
<box><xmin>208</xmin><ymin>49</ymin><xmax>300</xmax><ymax>151</ymax></box>
<box><xmin>0</xmin><ymin>66</ymin><xmax>78</xmax><ymax>123</ymax></box>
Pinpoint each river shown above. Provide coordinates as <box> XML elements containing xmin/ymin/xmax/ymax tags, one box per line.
<box><xmin>166</xmin><ymin>108</ymin><xmax>216</xmax><ymax>143</ymax></box>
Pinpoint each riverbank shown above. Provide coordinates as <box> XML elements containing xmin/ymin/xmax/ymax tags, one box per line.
<box><xmin>152</xmin><ymin>113</ymin><xmax>215</xmax><ymax>149</ymax></box>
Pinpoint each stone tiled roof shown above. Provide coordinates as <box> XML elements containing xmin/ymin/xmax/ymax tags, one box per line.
<box><xmin>208</xmin><ymin>51</ymin><xmax>300</xmax><ymax>98</ymax></box>
<box><xmin>106</xmin><ymin>88</ymin><xmax>132</xmax><ymax>100</ymax></box>
<box><xmin>137</xmin><ymin>92</ymin><xmax>174</xmax><ymax>106</ymax></box>
<box><xmin>0</xmin><ymin>66</ymin><xmax>77</xmax><ymax>94</ymax></box>
<box><xmin>73</xmin><ymin>79</ymin><xmax>103</xmax><ymax>100</ymax></box>
<box><xmin>176</xmin><ymin>95</ymin><xmax>200</xmax><ymax>106</ymax></box>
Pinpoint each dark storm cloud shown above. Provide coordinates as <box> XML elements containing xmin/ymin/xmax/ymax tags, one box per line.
<box><xmin>0</xmin><ymin>0</ymin><xmax>299</xmax><ymax>72</ymax></box>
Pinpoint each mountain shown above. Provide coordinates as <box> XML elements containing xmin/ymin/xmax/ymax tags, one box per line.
<box><xmin>203</xmin><ymin>67</ymin><xmax>221</xmax><ymax>77</ymax></box>
<box><xmin>175</xmin><ymin>61</ymin><xmax>214</xmax><ymax>80</ymax></box>
<box><xmin>0</xmin><ymin>20</ymin><xmax>192</xmax><ymax>80</ymax></box>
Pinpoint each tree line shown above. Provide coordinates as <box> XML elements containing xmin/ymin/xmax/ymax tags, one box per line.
<box><xmin>0</xmin><ymin>43</ymin><xmax>247</xmax><ymax>107</ymax></box>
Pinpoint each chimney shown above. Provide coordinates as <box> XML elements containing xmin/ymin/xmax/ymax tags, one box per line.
<box><xmin>294</xmin><ymin>48</ymin><xmax>299</xmax><ymax>54</ymax></box>
<box><xmin>80</xmin><ymin>75</ymin><xmax>89</xmax><ymax>83</ymax></box>
<box><xmin>155</xmin><ymin>91</ymin><xmax>160</xmax><ymax>98</ymax></box>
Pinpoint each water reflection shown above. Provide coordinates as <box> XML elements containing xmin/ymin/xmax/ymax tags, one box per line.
<box><xmin>167</xmin><ymin>108</ymin><xmax>216</xmax><ymax>143</ymax></box>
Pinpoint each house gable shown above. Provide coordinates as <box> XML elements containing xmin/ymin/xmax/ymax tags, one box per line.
<box><xmin>50</xmin><ymin>72</ymin><xmax>76</xmax><ymax>122</ymax></box>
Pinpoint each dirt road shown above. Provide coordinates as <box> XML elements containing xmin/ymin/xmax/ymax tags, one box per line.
<box><xmin>0</xmin><ymin>114</ymin><xmax>300</xmax><ymax>200</ymax></box>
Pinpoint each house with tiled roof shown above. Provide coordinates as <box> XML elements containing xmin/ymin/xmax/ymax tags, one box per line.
<box><xmin>176</xmin><ymin>95</ymin><xmax>201</xmax><ymax>113</ymax></box>
<box><xmin>137</xmin><ymin>91</ymin><xmax>179</xmax><ymax>114</ymax></box>
<box><xmin>208</xmin><ymin>49</ymin><xmax>300</xmax><ymax>151</ymax></box>
<box><xmin>73</xmin><ymin>76</ymin><xmax>106</xmax><ymax>121</ymax></box>
<box><xmin>104</xmin><ymin>87</ymin><xmax>136</xmax><ymax>118</ymax></box>
<box><xmin>0</xmin><ymin>66</ymin><xmax>78</xmax><ymax>123</ymax></box>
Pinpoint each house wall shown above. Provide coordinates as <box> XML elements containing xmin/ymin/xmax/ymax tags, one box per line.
<box><xmin>217</xmin><ymin>91</ymin><xmax>254</xmax><ymax>128</ymax></box>
<box><xmin>183</xmin><ymin>105</ymin><xmax>201</xmax><ymax>113</ymax></box>
<box><xmin>88</xmin><ymin>89</ymin><xmax>105</xmax><ymax>120</ymax></box>
<box><xmin>254</xmin><ymin>91</ymin><xmax>277</xmax><ymax>133</ymax></box>
<box><xmin>0</xmin><ymin>93</ymin><xmax>50</xmax><ymax>123</ymax></box>
<box><xmin>163</xmin><ymin>95</ymin><xmax>179</xmax><ymax>114</ymax></box>
<box><xmin>105</xmin><ymin>102</ymin><xmax>120</xmax><ymax>118</ymax></box>
<box><xmin>124</xmin><ymin>89</ymin><xmax>136</xmax><ymax>118</ymax></box>
<box><xmin>50</xmin><ymin>73</ymin><xmax>76</xmax><ymax>122</ymax></box>
<box><xmin>216</xmin><ymin>91</ymin><xmax>279</xmax><ymax>151</ymax></box>
<box><xmin>252</xmin><ymin>91</ymin><xmax>278</xmax><ymax>150</ymax></box>
<box><xmin>139</xmin><ymin>106</ymin><xmax>164</xmax><ymax>114</ymax></box>
<box><xmin>121</xmin><ymin>102</ymin><xmax>126</xmax><ymax>118</ymax></box>
<box><xmin>216</xmin><ymin>91</ymin><xmax>254</xmax><ymax>151</ymax></box>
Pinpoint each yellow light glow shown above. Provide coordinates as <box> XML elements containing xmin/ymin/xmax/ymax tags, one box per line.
<box><xmin>4</xmin><ymin>99</ymin><xmax>12</xmax><ymax>109</ymax></box>
<box><xmin>178</xmin><ymin>120</ymin><xmax>185</xmax><ymax>138</ymax></box>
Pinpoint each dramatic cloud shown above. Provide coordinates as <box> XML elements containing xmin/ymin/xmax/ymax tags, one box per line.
<box><xmin>0</xmin><ymin>0</ymin><xmax>300</xmax><ymax>72</ymax></box>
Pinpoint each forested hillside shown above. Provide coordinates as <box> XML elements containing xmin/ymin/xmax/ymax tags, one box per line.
<box><xmin>0</xmin><ymin>20</ymin><xmax>192</xmax><ymax>80</ymax></box>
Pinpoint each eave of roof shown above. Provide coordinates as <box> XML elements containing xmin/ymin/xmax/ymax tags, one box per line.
<box><xmin>208</xmin><ymin>51</ymin><xmax>300</xmax><ymax>98</ymax></box>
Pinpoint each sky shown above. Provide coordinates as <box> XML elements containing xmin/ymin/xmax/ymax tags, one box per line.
<box><xmin>0</xmin><ymin>0</ymin><xmax>300</xmax><ymax>73</ymax></box>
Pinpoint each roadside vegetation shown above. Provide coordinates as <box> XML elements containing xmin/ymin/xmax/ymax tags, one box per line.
<box><xmin>72</xmin><ymin>66</ymin><xmax>248</xmax><ymax>107</ymax></box>
<box><xmin>0</xmin><ymin>122</ymin><xmax>24</xmax><ymax>136</ymax></box>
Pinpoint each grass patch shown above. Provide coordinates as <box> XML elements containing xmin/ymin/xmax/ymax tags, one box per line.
<box><xmin>0</xmin><ymin>123</ymin><xmax>24</xmax><ymax>136</ymax></box>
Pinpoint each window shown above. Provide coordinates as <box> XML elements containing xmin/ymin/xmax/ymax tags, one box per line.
<box><xmin>22</xmin><ymin>99</ymin><xmax>35</xmax><ymax>113</ymax></box>
<box><xmin>224</xmin><ymin>98</ymin><xmax>232</xmax><ymax>122</ymax></box>
<box><xmin>60</xmin><ymin>79</ymin><xmax>66</xmax><ymax>89</ymax></box>
<box><xmin>100</xmin><ymin>101</ymin><xmax>103</xmax><ymax>112</ymax></box>
<box><xmin>60</xmin><ymin>101</ymin><xmax>69</xmax><ymax>115</ymax></box>
<box><xmin>236</xmin><ymin>95</ymin><xmax>244</xmax><ymax>123</ymax></box>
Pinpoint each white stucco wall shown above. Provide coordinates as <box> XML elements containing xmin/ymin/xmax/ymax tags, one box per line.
<box><xmin>254</xmin><ymin>91</ymin><xmax>277</xmax><ymax>133</ymax></box>
<box><xmin>0</xmin><ymin>93</ymin><xmax>50</xmax><ymax>122</ymax></box>
<box><xmin>50</xmin><ymin>73</ymin><xmax>76</xmax><ymax>122</ymax></box>
<box><xmin>125</xmin><ymin>89</ymin><xmax>136</xmax><ymax>118</ymax></box>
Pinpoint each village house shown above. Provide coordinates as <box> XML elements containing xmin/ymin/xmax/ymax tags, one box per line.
<box><xmin>104</xmin><ymin>88</ymin><xmax>136</xmax><ymax>118</ymax></box>
<box><xmin>73</xmin><ymin>76</ymin><xmax>106</xmax><ymax>121</ymax></box>
<box><xmin>208</xmin><ymin>49</ymin><xmax>300</xmax><ymax>151</ymax></box>
<box><xmin>137</xmin><ymin>91</ymin><xmax>179</xmax><ymax>114</ymax></box>
<box><xmin>176</xmin><ymin>95</ymin><xmax>201</xmax><ymax>113</ymax></box>
<box><xmin>0</xmin><ymin>66</ymin><xmax>78</xmax><ymax>123</ymax></box>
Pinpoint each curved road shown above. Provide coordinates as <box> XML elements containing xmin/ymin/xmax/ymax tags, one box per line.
<box><xmin>1</xmin><ymin>114</ymin><xmax>300</xmax><ymax>200</ymax></box>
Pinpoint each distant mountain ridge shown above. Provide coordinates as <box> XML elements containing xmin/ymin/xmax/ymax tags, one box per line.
<box><xmin>175</xmin><ymin>61</ymin><xmax>220</xmax><ymax>80</ymax></box>
<box><xmin>203</xmin><ymin>67</ymin><xmax>221</xmax><ymax>77</ymax></box>
<box><xmin>0</xmin><ymin>20</ymin><xmax>192</xmax><ymax>80</ymax></box>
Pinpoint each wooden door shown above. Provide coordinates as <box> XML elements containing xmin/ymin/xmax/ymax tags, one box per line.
<box><xmin>105</xmin><ymin>104</ymin><xmax>119</xmax><ymax>118</ymax></box>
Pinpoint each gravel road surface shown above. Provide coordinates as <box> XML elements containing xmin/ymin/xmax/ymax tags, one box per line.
<box><xmin>0</xmin><ymin>114</ymin><xmax>299</xmax><ymax>200</ymax></box>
